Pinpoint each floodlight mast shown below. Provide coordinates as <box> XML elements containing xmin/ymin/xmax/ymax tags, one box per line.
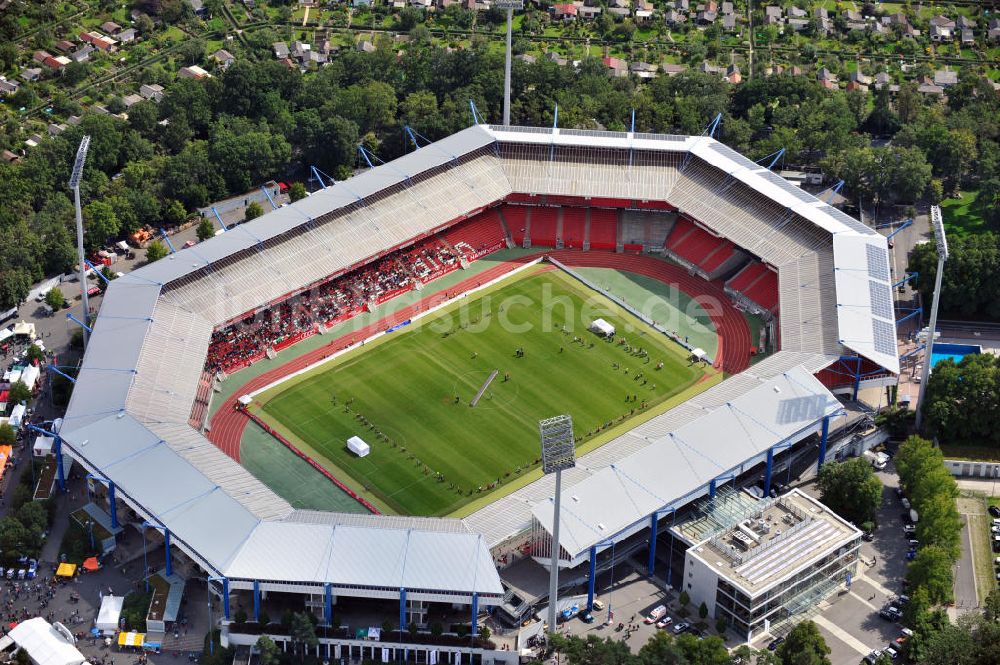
<box><xmin>915</xmin><ymin>205</ymin><xmax>948</xmax><ymax>430</ymax></box>
<box><xmin>539</xmin><ymin>414</ymin><xmax>576</xmax><ymax>634</ymax></box>
<box><xmin>495</xmin><ymin>0</ymin><xmax>523</xmax><ymax>125</ymax></box>
<box><xmin>69</xmin><ymin>136</ymin><xmax>92</xmax><ymax>349</ymax></box>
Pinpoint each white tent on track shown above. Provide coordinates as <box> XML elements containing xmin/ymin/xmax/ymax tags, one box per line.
<box><xmin>96</xmin><ymin>595</ymin><xmax>124</xmax><ymax>635</ymax></box>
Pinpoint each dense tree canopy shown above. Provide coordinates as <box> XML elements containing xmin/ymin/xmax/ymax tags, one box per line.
<box><xmin>816</xmin><ymin>458</ymin><xmax>883</xmax><ymax>528</ymax></box>
<box><xmin>0</xmin><ymin>40</ymin><xmax>995</xmax><ymax>309</ymax></box>
<box><xmin>909</xmin><ymin>233</ymin><xmax>1000</xmax><ymax>322</ymax></box>
<box><xmin>921</xmin><ymin>353</ymin><xmax>1000</xmax><ymax>448</ymax></box>
<box><xmin>776</xmin><ymin>620</ymin><xmax>830</xmax><ymax>665</ymax></box>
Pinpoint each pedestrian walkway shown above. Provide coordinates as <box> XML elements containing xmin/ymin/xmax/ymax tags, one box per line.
<box><xmin>812</xmin><ymin>615</ymin><xmax>870</xmax><ymax>657</ymax></box>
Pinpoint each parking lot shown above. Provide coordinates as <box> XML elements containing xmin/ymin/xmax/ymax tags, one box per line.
<box><xmin>804</xmin><ymin>464</ymin><xmax>918</xmax><ymax>664</ymax></box>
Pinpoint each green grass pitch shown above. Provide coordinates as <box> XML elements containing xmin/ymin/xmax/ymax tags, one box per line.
<box><xmin>255</xmin><ymin>267</ymin><xmax>712</xmax><ymax>516</ymax></box>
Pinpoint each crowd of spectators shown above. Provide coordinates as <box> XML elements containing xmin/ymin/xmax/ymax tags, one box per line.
<box><xmin>205</xmin><ymin>236</ymin><xmax>463</xmax><ymax>374</ymax></box>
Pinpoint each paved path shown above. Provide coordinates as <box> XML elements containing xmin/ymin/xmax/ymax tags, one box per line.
<box><xmin>955</xmin><ymin>497</ymin><xmax>985</xmax><ymax>613</ymax></box>
<box><xmin>812</xmin><ymin>615</ymin><xmax>870</xmax><ymax>658</ymax></box>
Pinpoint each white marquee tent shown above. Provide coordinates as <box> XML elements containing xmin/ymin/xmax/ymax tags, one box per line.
<box><xmin>96</xmin><ymin>595</ymin><xmax>124</xmax><ymax>635</ymax></box>
<box><xmin>347</xmin><ymin>436</ymin><xmax>370</xmax><ymax>458</ymax></box>
<box><xmin>7</xmin><ymin>618</ymin><xmax>87</xmax><ymax>665</ymax></box>
<box><xmin>588</xmin><ymin>319</ymin><xmax>615</xmax><ymax>337</ymax></box>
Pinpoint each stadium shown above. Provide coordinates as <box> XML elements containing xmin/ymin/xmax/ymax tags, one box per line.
<box><xmin>56</xmin><ymin>123</ymin><xmax>899</xmax><ymax>658</ymax></box>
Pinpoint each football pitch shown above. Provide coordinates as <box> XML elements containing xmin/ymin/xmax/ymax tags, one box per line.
<box><xmin>254</xmin><ymin>266</ymin><xmax>714</xmax><ymax>516</ymax></box>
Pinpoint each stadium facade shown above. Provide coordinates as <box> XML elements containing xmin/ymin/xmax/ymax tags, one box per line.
<box><xmin>55</xmin><ymin>124</ymin><xmax>898</xmax><ymax>652</ymax></box>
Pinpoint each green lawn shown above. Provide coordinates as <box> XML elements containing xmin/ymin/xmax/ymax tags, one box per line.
<box><xmin>940</xmin><ymin>189</ymin><xmax>988</xmax><ymax>237</ymax></box>
<box><xmin>256</xmin><ymin>267</ymin><xmax>710</xmax><ymax>516</ymax></box>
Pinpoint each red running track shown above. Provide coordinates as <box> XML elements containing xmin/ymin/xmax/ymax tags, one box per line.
<box><xmin>207</xmin><ymin>250</ymin><xmax>752</xmax><ymax>465</ymax></box>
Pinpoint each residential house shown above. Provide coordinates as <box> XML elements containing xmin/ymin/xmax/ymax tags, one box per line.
<box><xmin>71</xmin><ymin>45</ymin><xmax>94</xmax><ymax>62</ymax></box>
<box><xmin>515</xmin><ymin>54</ymin><xmax>536</xmax><ymax>64</ymax></box>
<box><xmin>917</xmin><ymin>81</ymin><xmax>944</xmax><ymax>96</ymax></box>
<box><xmin>813</xmin><ymin>7</ymin><xmax>827</xmax><ymax>19</ymax></box>
<box><xmin>815</xmin><ymin>16</ymin><xmax>831</xmax><ymax>35</ymax></box>
<box><xmin>843</xmin><ymin>9</ymin><xmax>861</xmax><ymax>22</ymax></box>
<box><xmin>933</xmin><ymin>69</ymin><xmax>958</xmax><ymax>87</ymax></box>
<box><xmin>545</xmin><ymin>52</ymin><xmax>568</xmax><ymax>66</ymax></box>
<box><xmin>122</xmin><ymin>94</ymin><xmax>144</xmax><ymax>108</ymax></box>
<box><xmin>721</xmin><ymin>1</ymin><xmax>732</xmax><ymax>14</ymax></box>
<box><xmin>189</xmin><ymin>0</ymin><xmax>207</xmax><ymax>16</ymax></box>
<box><xmin>786</xmin><ymin>6</ymin><xmax>806</xmax><ymax>18</ymax></box>
<box><xmin>608</xmin><ymin>0</ymin><xmax>630</xmax><ymax>18</ymax></box>
<box><xmin>845</xmin><ymin>80</ymin><xmax>867</xmax><ymax>92</ymax></box>
<box><xmin>661</xmin><ymin>63</ymin><xmax>687</xmax><ymax>76</ymax></box>
<box><xmin>21</xmin><ymin>68</ymin><xmax>42</xmax><ymax>82</ymax></box>
<box><xmin>722</xmin><ymin>14</ymin><xmax>736</xmax><ymax>30</ymax></box>
<box><xmin>33</xmin><ymin>50</ymin><xmax>53</xmax><ymax>65</ymax></box>
<box><xmin>603</xmin><ymin>56</ymin><xmax>628</xmax><ymax>78</ymax></box>
<box><xmin>79</xmin><ymin>31</ymin><xmax>117</xmax><ymax>52</ymax></box>
<box><xmin>990</xmin><ymin>19</ymin><xmax>1000</xmax><ymax>43</ymax></box>
<box><xmin>211</xmin><ymin>49</ymin><xmax>235</xmax><ymax>70</ymax></box>
<box><xmin>0</xmin><ymin>78</ymin><xmax>18</xmax><ymax>94</ymax></box>
<box><xmin>409</xmin><ymin>0</ymin><xmax>433</xmax><ymax>7</ymax></box>
<box><xmin>724</xmin><ymin>64</ymin><xmax>741</xmax><ymax>84</ymax></box>
<box><xmin>763</xmin><ymin>6</ymin><xmax>782</xmax><ymax>25</ymax></box>
<box><xmin>54</xmin><ymin>40</ymin><xmax>75</xmax><ymax>53</ymax></box>
<box><xmin>630</xmin><ymin>62</ymin><xmax>658</xmax><ymax>79</ymax></box>
<box><xmin>696</xmin><ymin>10</ymin><xmax>717</xmax><ymax>24</ymax></box>
<box><xmin>357</xmin><ymin>40</ymin><xmax>376</xmax><ymax>53</ymax></box>
<box><xmin>66</xmin><ymin>115</ymin><xmax>82</xmax><ymax>125</ymax></box>
<box><xmin>960</xmin><ymin>29</ymin><xmax>974</xmax><ymax>45</ymax></box>
<box><xmin>635</xmin><ymin>0</ymin><xmax>654</xmax><ymax>21</ymax></box>
<box><xmin>47</xmin><ymin>123</ymin><xmax>67</xmax><ymax>136</ymax></box>
<box><xmin>699</xmin><ymin>61</ymin><xmax>721</xmax><ymax>75</ymax></box>
<box><xmin>846</xmin><ymin>20</ymin><xmax>867</xmax><ymax>31</ymax></box>
<box><xmin>578</xmin><ymin>5</ymin><xmax>602</xmax><ymax>19</ymax></box>
<box><xmin>24</xmin><ymin>134</ymin><xmax>43</xmax><ymax>148</ymax></box>
<box><xmin>178</xmin><ymin>65</ymin><xmax>212</xmax><ymax>79</ymax></box>
<box><xmin>664</xmin><ymin>9</ymin><xmax>686</xmax><ymax>24</ymax></box>
<box><xmin>848</xmin><ymin>69</ymin><xmax>871</xmax><ymax>86</ymax></box>
<box><xmin>817</xmin><ymin>67</ymin><xmax>837</xmax><ymax>89</ymax></box>
<box><xmin>101</xmin><ymin>21</ymin><xmax>122</xmax><ymax>35</ymax></box>
<box><xmin>956</xmin><ymin>15</ymin><xmax>975</xmax><ymax>30</ymax></box>
<box><xmin>117</xmin><ymin>28</ymin><xmax>137</xmax><ymax>43</ymax></box>
<box><xmin>787</xmin><ymin>18</ymin><xmax>808</xmax><ymax>31</ymax></box>
<box><xmin>928</xmin><ymin>15</ymin><xmax>955</xmax><ymax>41</ymax></box>
<box><xmin>273</xmin><ymin>42</ymin><xmax>289</xmax><ymax>59</ymax></box>
<box><xmin>676</xmin><ymin>0</ymin><xmax>689</xmax><ymax>10</ymax></box>
<box><xmin>551</xmin><ymin>3</ymin><xmax>578</xmax><ymax>20</ymax></box>
<box><xmin>1</xmin><ymin>150</ymin><xmax>19</xmax><ymax>164</ymax></box>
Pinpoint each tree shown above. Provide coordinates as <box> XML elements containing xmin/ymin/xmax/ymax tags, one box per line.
<box><xmin>8</xmin><ymin>381</ymin><xmax>31</xmax><ymax>405</ymax></box>
<box><xmin>82</xmin><ymin>201</ymin><xmax>121</xmax><ymax>253</ymax></box>
<box><xmin>636</xmin><ymin>631</ymin><xmax>686</xmax><ymax>665</ymax></box>
<box><xmin>0</xmin><ymin>424</ymin><xmax>14</xmax><ymax>446</ymax></box>
<box><xmin>0</xmin><ymin>517</ymin><xmax>32</xmax><ymax>560</ymax></box>
<box><xmin>244</xmin><ymin>201</ymin><xmax>263</xmax><ymax>221</ymax></box>
<box><xmin>983</xmin><ymin>589</ymin><xmax>1000</xmax><ymax>622</ymax></box>
<box><xmin>288</xmin><ymin>613</ymin><xmax>317</xmax><ymax>660</ymax></box>
<box><xmin>288</xmin><ymin>182</ymin><xmax>307</xmax><ymax>203</ymax></box>
<box><xmin>145</xmin><ymin>239</ymin><xmax>168</xmax><ymax>263</ymax></box>
<box><xmin>679</xmin><ymin>590</ymin><xmax>690</xmax><ymax>607</ymax></box>
<box><xmin>24</xmin><ymin>344</ymin><xmax>44</xmax><ymax>364</ymax></box>
<box><xmin>698</xmin><ymin>602</ymin><xmax>708</xmax><ymax>619</ymax></box>
<box><xmin>907</xmin><ymin>544</ymin><xmax>954</xmax><ymax>604</ymax></box>
<box><xmin>921</xmin><ymin>354</ymin><xmax>1000</xmax><ymax>447</ymax></box>
<box><xmin>776</xmin><ymin>620</ymin><xmax>830</xmax><ymax>665</ymax></box>
<box><xmin>45</xmin><ymin>287</ymin><xmax>64</xmax><ymax>311</ymax></box>
<box><xmin>255</xmin><ymin>636</ymin><xmax>280</xmax><ymax>665</ymax></box>
<box><xmin>16</xmin><ymin>502</ymin><xmax>47</xmax><ymax>540</ymax></box>
<box><xmin>816</xmin><ymin>458</ymin><xmax>883</xmax><ymax>526</ymax></box>
<box><xmin>549</xmin><ymin>633</ymin><xmax>633</xmax><ymax>665</ymax></box>
<box><xmin>196</xmin><ymin>218</ymin><xmax>216</xmax><ymax>242</ymax></box>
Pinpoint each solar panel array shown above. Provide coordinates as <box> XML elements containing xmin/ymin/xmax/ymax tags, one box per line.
<box><xmin>707</xmin><ymin>141</ymin><xmax>763</xmax><ymax>173</ymax></box>
<box><xmin>865</xmin><ymin>243</ymin><xmax>890</xmax><ymax>282</ymax></box>
<box><xmin>633</xmin><ymin>132</ymin><xmax>689</xmax><ymax>143</ymax></box>
<box><xmin>735</xmin><ymin>520</ymin><xmax>840</xmax><ymax>584</ymax></box>
<box><xmin>872</xmin><ymin>318</ymin><xmax>896</xmax><ymax>355</ymax></box>
<box><xmin>819</xmin><ymin>204</ymin><xmax>874</xmax><ymax>236</ymax></box>
<box><xmin>758</xmin><ymin>170</ymin><xmax>817</xmax><ymax>204</ymax></box>
<box><xmin>868</xmin><ymin>280</ymin><xmax>893</xmax><ymax>319</ymax></box>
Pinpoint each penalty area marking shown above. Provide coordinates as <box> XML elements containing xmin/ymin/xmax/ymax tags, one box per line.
<box><xmin>469</xmin><ymin>369</ymin><xmax>499</xmax><ymax>407</ymax></box>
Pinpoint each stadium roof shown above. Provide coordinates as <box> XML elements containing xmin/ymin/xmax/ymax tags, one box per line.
<box><xmin>59</xmin><ymin>124</ymin><xmax>896</xmax><ymax>591</ymax></box>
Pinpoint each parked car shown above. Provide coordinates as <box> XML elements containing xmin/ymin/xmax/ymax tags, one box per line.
<box><xmin>906</xmin><ymin>550</ymin><xmax>917</xmax><ymax>561</ymax></box>
<box><xmin>884</xmin><ymin>646</ymin><xmax>899</xmax><ymax>660</ymax></box>
<box><xmin>656</xmin><ymin>616</ymin><xmax>673</xmax><ymax>629</ymax></box>
<box><xmin>645</xmin><ymin>605</ymin><xmax>667</xmax><ymax>624</ymax></box>
<box><xmin>903</xmin><ymin>524</ymin><xmax>916</xmax><ymax>536</ymax></box>
<box><xmin>591</xmin><ymin>599</ymin><xmax>605</xmax><ymax>611</ymax></box>
<box><xmin>989</xmin><ymin>505</ymin><xmax>1000</xmax><ymax>518</ymax></box>
<box><xmin>26</xmin><ymin>560</ymin><xmax>36</xmax><ymax>579</ymax></box>
<box><xmin>672</xmin><ymin>622</ymin><xmax>691</xmax><ymax>635</ymax></box>
<box><xmin>862</xmin><ymin>530</ymin><xmax>875</xmax><ymax>542</ymax></box>
<box><xmin>880</xmin><ymin>606</ymin><xmax>903</xmax><ymax>621</ymax></box>
<box><xmin>766</xmin><ymin>636</ymin><xmax>785</xmax><ymax>651</ymax></box>
<box><xmin>580</xmin><ymin>612</ymin><xmax>595</xmax><ymax>624</ymax></box>
<box><xmin>864</xmin><ymin>650</ymin><xmax>883</xmax><ymax>665</ymax></box>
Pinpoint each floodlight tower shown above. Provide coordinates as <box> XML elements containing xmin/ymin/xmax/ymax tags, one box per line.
<box><xmin>915</xmin><ymin>205</ymin><xmax>948</xmax><ymax>430</ymax></box>
<box><xmin>495</xmin><ymin>0</ymin><xmax>523</xmax><ymax>125</ymax></box>
<box><xmin>539</xmin><ymin>414</ymin><xmax>576</xmax><ymax>633</ymax></box>
<box><xmin>69</xmin><ymin>135</ymin><xmax>92</xmax><ymax>349</ymax></box>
